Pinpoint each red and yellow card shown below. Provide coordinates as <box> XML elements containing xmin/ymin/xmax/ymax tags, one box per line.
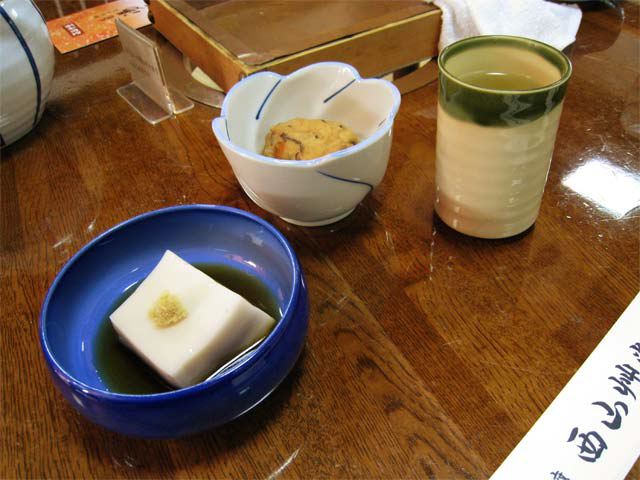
<box><xmin>47</xmin><ymin>0</ymin><xmax>150</xmax><ymax>54</ymax></box>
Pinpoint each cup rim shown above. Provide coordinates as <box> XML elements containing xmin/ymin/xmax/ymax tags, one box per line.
<box><xmin>438</xmin><ymin>35</ymin><xmax>572</xmax><ymax>95</ymax></box>
<box><xmin>39</xmin><ymin>204</ymin><xmax>303</xmax><ymax>403</ymax></box>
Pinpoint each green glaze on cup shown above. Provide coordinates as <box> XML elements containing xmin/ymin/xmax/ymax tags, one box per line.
<box><xmin>438</xmin><ymin>35</ymin><xmax>572</xmax><ymax>127</ymax></box>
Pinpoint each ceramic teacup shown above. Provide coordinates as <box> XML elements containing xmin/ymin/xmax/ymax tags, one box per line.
<box><xmin>435</xmin><ymin>35</ymin><xmax>572</xmax><ymax>239</ymax></box>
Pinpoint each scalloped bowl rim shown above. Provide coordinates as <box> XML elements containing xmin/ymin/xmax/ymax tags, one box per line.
<box><xmin>212</xmin><ymin>62</ymin><xmax>401</xmax><ymax>168</ymax></box>
<box><xmin>39</xmin><ymin>204</ymin><xmax>303</xmax><ymax>404</ymax></box>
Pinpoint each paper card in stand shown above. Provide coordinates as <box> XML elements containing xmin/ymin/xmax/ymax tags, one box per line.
<box><xmin>47</xmin><ymin>0</ymin><xmax>150</xmax><ymax>54</ymax></box>
<box><xmin>491</xmin><ymin>292</ymin><xmax>640</xmax><ymax>480</ymax></box>
<box><xmin>115</xmin><ymin>18</ymin><xmax>193</xmax><ymax>125</ymax></box>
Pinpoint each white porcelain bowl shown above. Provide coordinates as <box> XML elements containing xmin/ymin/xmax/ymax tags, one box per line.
<box><xmin>212</xmin><ymin>63</ymin><xmax>401</xmax><ymax>226</ymax></box>
<box><xmin>0</xmin><ymin>0</ymin><xmax>55</xmax><ymax>147</ymax></box>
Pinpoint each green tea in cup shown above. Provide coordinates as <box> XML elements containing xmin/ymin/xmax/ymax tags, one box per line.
<box><xmin>435</xmin><ymin>35</ymin><xmax>572</xmax><ymax>239</ymax></box>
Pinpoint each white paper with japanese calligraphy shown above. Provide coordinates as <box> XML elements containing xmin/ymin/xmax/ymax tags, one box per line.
<box><xmin>491</xmin><ymin>292</ymin><xmax>640</xmax><ymax>480</ymax></box>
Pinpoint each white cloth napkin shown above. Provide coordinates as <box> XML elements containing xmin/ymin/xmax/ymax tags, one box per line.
<box><xmin>430</xmin><ymin>0</ymin><xmax>582</xmax><ymax>51</ymax></box>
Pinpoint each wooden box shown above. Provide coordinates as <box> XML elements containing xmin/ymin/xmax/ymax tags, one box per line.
<box><xmin>149</xmin><ymin>0</ymin><xmax>441</xmax><ymax>93</ymax></box>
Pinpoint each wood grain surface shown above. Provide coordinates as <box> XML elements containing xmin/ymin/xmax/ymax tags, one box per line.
<box><xmin>1</xmin><ymin>1</ymin><xmax>639</xmax><ymax>478</ymax></box>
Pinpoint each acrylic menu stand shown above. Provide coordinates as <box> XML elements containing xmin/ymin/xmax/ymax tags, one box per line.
<box><xmin>115</xmin><ymin>18</ymin><xmax>193</xmax><ymax>125</ymax></box>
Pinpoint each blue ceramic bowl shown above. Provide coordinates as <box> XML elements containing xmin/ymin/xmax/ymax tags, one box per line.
<box><xmin>39</xmin><ymin>205</ymin><xmax>308</xmax><ymax>438</ymax></box>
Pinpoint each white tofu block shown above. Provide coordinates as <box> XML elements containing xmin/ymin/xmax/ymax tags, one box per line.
<box><xmin>110</xmin><ymin>250</ymin><xmax>276</xmax><ymax>388</ymax></box>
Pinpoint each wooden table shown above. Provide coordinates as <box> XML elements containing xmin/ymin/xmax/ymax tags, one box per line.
<box><xmin>2</xmin><ymin>2</ymin><xmax>639</xmax><ymax>478</ymax></box>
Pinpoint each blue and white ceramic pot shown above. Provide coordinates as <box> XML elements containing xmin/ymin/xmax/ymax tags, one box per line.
<box><xmin>0</xmin><ymin>0</ymin><xmax>55</xmax><ymax>147</ymax></box>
